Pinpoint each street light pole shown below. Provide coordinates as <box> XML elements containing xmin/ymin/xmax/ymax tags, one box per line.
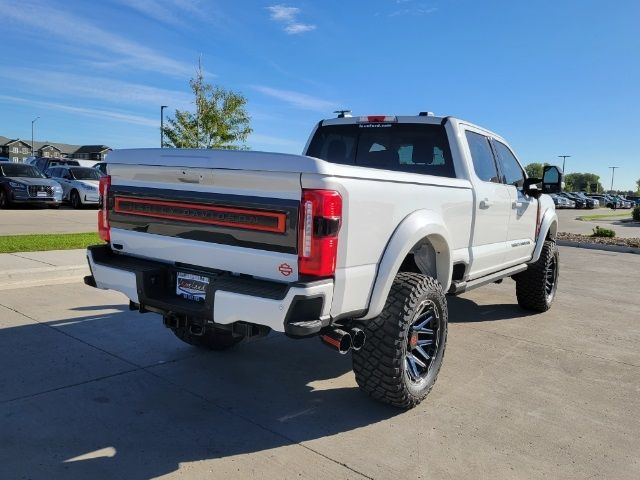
<box><xmin>31</xmin><ymin>116</ymin><xmax>40</xmax><ymax>156</ymax></box>
<box><xmin>160</xmin><ymin>106</ymin><xmax>168</xmax><ymax>148</ymax></box>
<box><xmin>608</xmin><ymin>166</ymin><xmax>619</xmax><ymax>192</ymax></box>
<box><xmin>558</xmin><ymin>155</ymin><xmax>571</xmax><ymax>173</ymax></box>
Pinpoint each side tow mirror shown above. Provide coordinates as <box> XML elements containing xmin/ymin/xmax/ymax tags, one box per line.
<box><xmin>542</xmin><ymin>165</ymin><xmax>563</xmax><ymax>194</ymax></box>
<box><xmin>524</xmin><ymin>178</ymin><xmax>541</xmax><ymax>198</ymax></box>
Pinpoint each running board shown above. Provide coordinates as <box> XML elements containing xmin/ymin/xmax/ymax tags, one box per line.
<box><xmin>448</xmin><ymin>264</ymin><xmax>528</xmax><ymax>295</ymax></box>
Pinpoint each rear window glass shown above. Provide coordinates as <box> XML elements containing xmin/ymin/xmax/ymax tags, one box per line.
<box><xmin>70</xmin><ymin>167</ymin><xmax>102</xmax><ymax>180</ymax></box>
<box><xmin>306</xmin><ymin>123</ymin><xmax>455</xmax><ymax>177</ymax></box>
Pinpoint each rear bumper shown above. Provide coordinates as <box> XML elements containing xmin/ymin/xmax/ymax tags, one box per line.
<box><xmin>82</xmin><ymin>193</ymin><xmax>100</xmax><ymax>204</ymax></box>
<box><xmin>86</xmin><ymin>245</ymin><xmax>333</xmax><ymax>333</ymax></box>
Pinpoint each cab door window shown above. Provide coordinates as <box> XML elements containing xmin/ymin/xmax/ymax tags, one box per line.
<box><xmin>493</xmin><ymin>140</ymin><xmax>525</xmax><ymax>188</ymax></box>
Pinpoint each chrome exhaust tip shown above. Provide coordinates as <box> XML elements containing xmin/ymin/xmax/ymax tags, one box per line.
<box><xmin>320</xmin><ymin>328</ymin><xmax>352</xmax><ymax>354</ymax></box>
<box><xmin>350</xmin><ymin>328</ymin><xmax>366</xmax><ymax>351</ymax></box>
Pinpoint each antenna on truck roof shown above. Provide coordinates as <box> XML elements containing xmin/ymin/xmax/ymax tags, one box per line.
<box><xmin>334</xmin><ymin>110</ymin><xmax>352</xmax><ymax>118</ymax></box>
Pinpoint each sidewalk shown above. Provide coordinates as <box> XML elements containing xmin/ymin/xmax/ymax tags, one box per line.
<box><xmin>0</xmin><ymin>249</ymin><xmax>89</xmax><ymax>290</ymax></box>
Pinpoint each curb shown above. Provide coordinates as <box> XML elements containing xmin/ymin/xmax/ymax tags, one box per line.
<box><xmin>557</xmin><ymin>240</ymin><xmax>640</xmax><ymax>255</ymax></box>
<box><xmin>0</xmin><ymin>264</ymin><xmax>90</xmax><ymax>291</ymax></box>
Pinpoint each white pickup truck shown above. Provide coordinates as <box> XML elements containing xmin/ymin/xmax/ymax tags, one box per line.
<box><xmin>85</xmin><ymin>113</ymin><xmax>562</xmax><ymax>409</ymax></box>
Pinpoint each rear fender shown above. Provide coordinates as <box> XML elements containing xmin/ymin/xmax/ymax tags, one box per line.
<box><xmin>362</xmin><ymin>210</ymin><xmax>452</xmax><ymax>320</ymax></box>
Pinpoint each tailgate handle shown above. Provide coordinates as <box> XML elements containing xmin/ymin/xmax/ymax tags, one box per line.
<box><xmin>178</xmin><ymin>170</ymin><xmax>203</xmax><ymax>184</ymax></box>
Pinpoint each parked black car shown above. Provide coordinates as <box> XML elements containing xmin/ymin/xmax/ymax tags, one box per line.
<box><xmin>559</xmin><ymin>192</ymin><xmax>586</xmax><ymax>208</ymax></box>
<box><xmin>0</xmin><ymin>161</ymin><xmax>63</xmax><ymax>208</ymax></box>
<box><xmin>572</xmin><ymin>192</ymin><xmax>599</xmax><ymax>209</ymax></box>
<box><xmin>31</xmin><ymin>157</ymin><xmax>80</xmax><ymax>173</ymax></box>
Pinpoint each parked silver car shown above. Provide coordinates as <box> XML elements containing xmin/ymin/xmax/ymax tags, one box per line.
<box><xmin>44</xmin><ymin>165</ymin><xmax>103</xmax><ymax>208</ymax></box>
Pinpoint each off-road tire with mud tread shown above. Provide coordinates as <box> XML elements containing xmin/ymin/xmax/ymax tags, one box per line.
<box><xmin>352</xmin><ymin>272</ymin><xmax>448</xmax><ymax>409</ymax></box>
<box><xmin>514</xmin><ymin>240</ymin><xmax>559</xmax><ymax>312</ymax></box>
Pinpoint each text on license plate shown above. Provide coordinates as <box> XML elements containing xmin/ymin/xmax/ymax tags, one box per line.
<box><xmin>176</xmin><ymin>272</ymin><xmax>209</xmax><ymax>301</ymax></box>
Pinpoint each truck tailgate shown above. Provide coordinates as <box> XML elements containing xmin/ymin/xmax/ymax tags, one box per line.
<box><xmin>106</xmin><ymin>162</ymin><xmax>301</xmax><ymax>282</ymax></box>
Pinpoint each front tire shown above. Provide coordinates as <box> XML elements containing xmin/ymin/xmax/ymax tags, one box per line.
<box><xmin>514</xmin><ymin>240</ymin><xmax>559</xmax><ymax>312</ymax></box>
<box><xmin>171</xmin><ymin>325</ymin><xmax>244</xmax><ymax>351</ymax></box>
<box><xmin>0</xmin><ymin>189</ymin><xmax>9</xmax><ymax>209</ymax></box>
<box><xmin>352</xmin><ymin>272</ymin><xmax>448</xmax><ymax>409</ymax></box>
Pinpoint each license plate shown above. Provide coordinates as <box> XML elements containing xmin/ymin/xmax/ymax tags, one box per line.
<box><xmin>176</xmin><ymin>272</ymin><xmax>209</xmax><ymax>302</ymax></box>
<box><xmin>37</xmin><ymin>191</ymin><xmax>47</xmax><ymax>197</ymax></box>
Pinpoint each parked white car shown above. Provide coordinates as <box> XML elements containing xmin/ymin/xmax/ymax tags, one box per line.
<box><xmin>85</xmin><ymin>113</ymin><xmax>561</xmax><ymax>409</ymax></box>
<box><xmin>44</xmin><ymin>165</ymin><xmax>102</xmax><ymax>208</ymax></box>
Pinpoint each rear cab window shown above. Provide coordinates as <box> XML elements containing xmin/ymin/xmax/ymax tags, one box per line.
<box><xmin>306</xmin><ymin>122</ymin><xmax>456</xmax><ymax>178</ymax></box>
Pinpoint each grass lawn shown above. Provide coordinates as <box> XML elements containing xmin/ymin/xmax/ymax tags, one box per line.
<box><xmin>577</xmin><ymin>212</ymin><xmax>632</xmax><ymax>221</ymax></box>
<box><xmin>0</xmin><ymin>232</ymin><xmax>102</xmax><ymax>253</ymax></box>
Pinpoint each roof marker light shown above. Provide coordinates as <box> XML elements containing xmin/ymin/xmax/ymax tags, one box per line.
<box><xmin>358</xmin><ymin>115</ymin><xmax>397</xmax><ymax>123</ymax></box>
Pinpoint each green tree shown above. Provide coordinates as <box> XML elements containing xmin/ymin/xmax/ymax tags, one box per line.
<box><xmin>636</xmin><ymin>178</ymin><xmax>640</xmax><ymax>193</ymax></box>
<box><xmin>564</xmin><ymin>172</ymin><xmax>603</xmax><ymax>193</ymax></box>
<box><xmin>162</xmin><ymin>66</ymin><xmax>252</xmax><ymax>150</ymax></box>
<box><xmin>524</xmin><ymin>162</ymin><xmax>546</xmax><ymax>179</ymax></box>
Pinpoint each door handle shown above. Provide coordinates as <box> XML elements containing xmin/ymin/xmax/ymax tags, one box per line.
<box><xmin>479</xmin><ymin>198</ymin><xmax>493</xmax><ymax>209</ymax></box>
<box><xmin>512</xmin><ymin>201</ymin><xmax>524</xmax><ymax>209</ymax></box>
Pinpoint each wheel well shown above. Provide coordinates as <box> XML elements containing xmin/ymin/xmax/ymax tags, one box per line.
<box><xmin>398</xmin><ymin>238</ymin><xmax>438</xmax><ymax>280</ymax></box>
<box><xmin>547</xmin><ymin>220</ymin><xmax>558</xmax><ymax>240</ymax></box>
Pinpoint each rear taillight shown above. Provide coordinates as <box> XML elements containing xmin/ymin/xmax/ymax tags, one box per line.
<box><xmin>298</xmin><ymin>189</ymin><xmax>342</xmax><ymax>277</ymax></box>
<box><xmin>98</xmin><ymin>175</ymin><xmax>111</xmax><ymax>242</ymax></box>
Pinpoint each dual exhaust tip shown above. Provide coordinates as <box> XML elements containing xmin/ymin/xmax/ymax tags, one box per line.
<box><xmin>320</xmin><ymin>327</ymin><xmax>366</xmax><ymax>354</ymax></box>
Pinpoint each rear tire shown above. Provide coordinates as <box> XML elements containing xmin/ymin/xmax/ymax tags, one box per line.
<box><xmin>514</xmin><ymin>240</ymin><xmax>559</xmax><ymax>312</ymax></box>
<box><xmin>352</xmin><ymin>272</ymin><xmax>448</xmax><ymax>409</ymax></box>
<box><xmin>70</xmin><ymin>190</ymin><xmax>81</xmax><ymax>209</ymax></box>
<box><xmin>171</xmin><ymin>325</ymin><xmax>244</xmax><ymax>351</ymax></box>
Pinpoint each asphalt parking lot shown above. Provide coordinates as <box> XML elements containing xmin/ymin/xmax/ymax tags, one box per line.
<box><xmin>555</xmin><ymin>208</ymin><xmax>640</xmax><ymax>238</ymax></box>
<box><xmin>0</xmin><ymin>246</ymin><xmax>639</xmax><ymax>479</ymax></box>
<box><xmin>1</xmin><ymin>206</ymin><xmax>97</xmax><ymax>235</ymax></box>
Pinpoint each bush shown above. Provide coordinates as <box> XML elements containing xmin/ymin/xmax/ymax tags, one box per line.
<box><xmin>633</xmin><ymin>205</ymin><xmax>640</xmax><ymax>222</ymax></box>
<box><xmin>592</xmin><ymin>226</ymin><xmax>616</xmax><ymax>238</ymax></box>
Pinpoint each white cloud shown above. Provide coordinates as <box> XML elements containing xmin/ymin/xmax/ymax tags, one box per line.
<box><xmin>252</xmin><ymin>85</ymin><xmax>336</xmax><ymax>112</ymax></box>
<box><xmin>267</xmin><ymin>5</ymin><xmax>299</xmax><ymax>22</ymax></box>
<box><xmin>285</xmin><ymin>23</ymin><xmax>316</xmax><ymax>34</ymax></box>
<box><xmin>115</xmin><ymin>0</ymin><xmax>224</xmax><ymax>27</ymax></box>
<box><xmin>0</xmin><ymin>94</ymin><xmax>157</xmax><ymax>127</ymax></box>
<box><xmin>389</xmin><ymin>5</ymin><xmax>437</xmax><ymax>17</ymax></box>
<box><xmin>266</xmin><ymin>4</ymin><xmax>316</xmax><ymax>34</ymax></box>
<box><xmin>116</xmin><ymin>0</ymin><xmax>186</xmax><ymax>26</ymax></box>
<box><xmin>0</xmin><ymin>0</ymin><xmax>193</xmax><ymax>77</ymax></box>
<box><xmin>0</xmin><ymin>69</ymin><xmax>192</xmax><ymax>109</ymax></box>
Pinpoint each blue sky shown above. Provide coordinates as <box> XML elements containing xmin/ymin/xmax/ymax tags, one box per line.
<box><xmin>1</xmin><ymin>0</ymin><xmax>638</xmax><ymax>190</ymax></box>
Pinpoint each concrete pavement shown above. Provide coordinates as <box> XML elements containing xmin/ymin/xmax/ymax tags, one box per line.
<box><xmin>0</xmin><ymin>248</ymin><xmax>88</xmax><ymax>290</ymax></box>
<box><xmin>0</xmin><ymin>246</ymin><xmax>638</xmax><ymax>479</ymax></box>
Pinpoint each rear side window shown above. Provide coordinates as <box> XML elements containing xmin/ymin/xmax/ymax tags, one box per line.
<box><xmin>307</xmin><ymin>123</ymin><xmax>455</xmax><ymax>177</ymax></box>
<box><xmin>493</xmin><ymin>141</ymin><xmax>525</xmax><ymax>188</ymax></box>
<box><xmin>465</xmin><ymin>131</ymin><xmax>500</xmax><ymax>183</ymax></box>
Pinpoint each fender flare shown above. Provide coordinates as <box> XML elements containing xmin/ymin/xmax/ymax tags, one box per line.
<box><xmin>362</xmin><ymin>210</ymin><xmax>452</xmax><ymax>320</ymax></box>
<box><xmin>530</xmin><ymin>208</ymin><xmax>558</xmax><ymax>263</ymax></box>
